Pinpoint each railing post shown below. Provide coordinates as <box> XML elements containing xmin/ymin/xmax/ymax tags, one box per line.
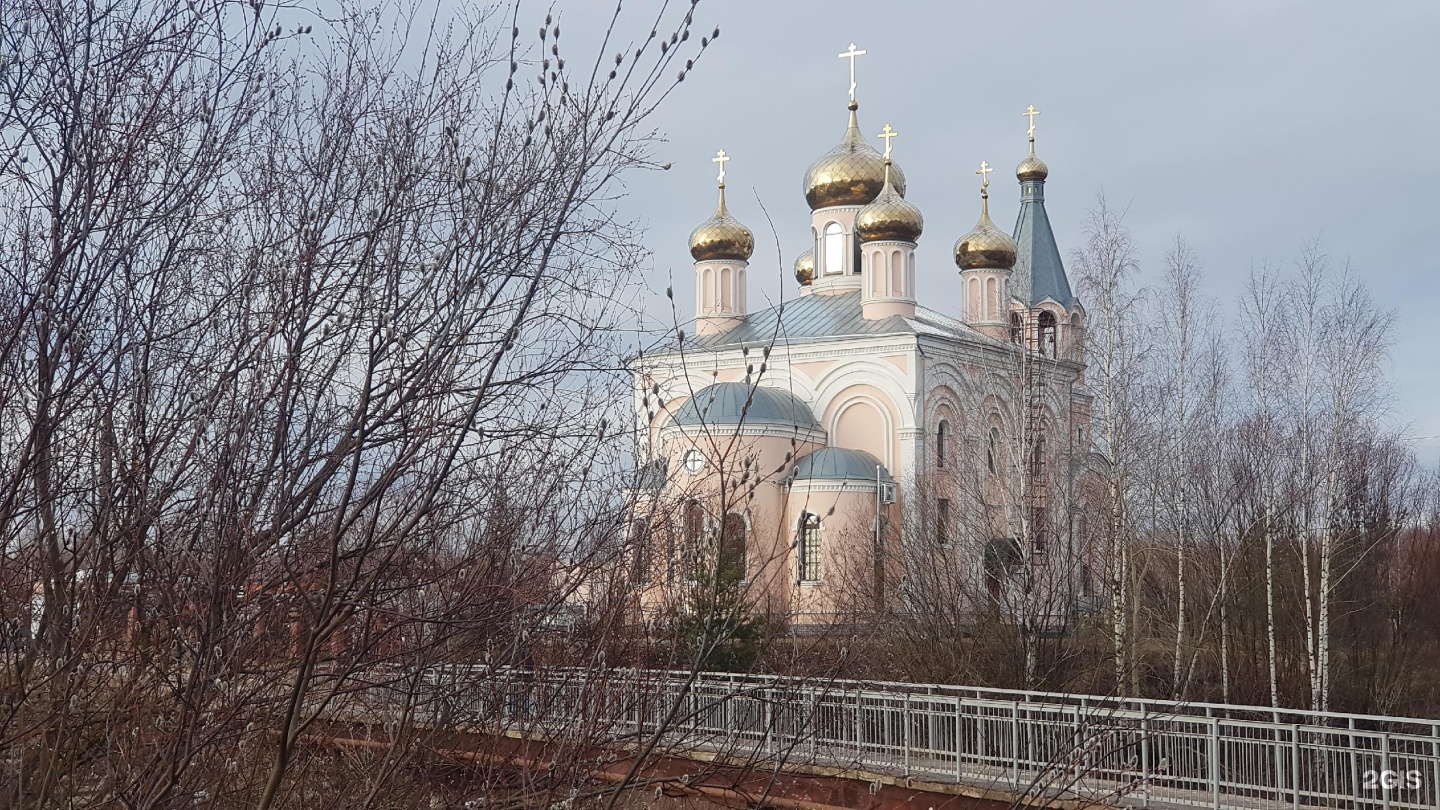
<box><xmin>1210</xmin><ymin>717</ymin><xmax>1221</xmax><ymax>807</ymax></box>
<box><xmin>1012</xmin><ymin>700</ymin><xmax>1021</xmax><ymax>790</ymax></box>
<box><xmin>855</xmin><ymin>688</ymin><xmax>863</xmax><ymax>761</ymax></box>
<box><xmin>1141</xmin><ymin>704</ymin><xmax>1150</xmax><ymax>808</ymax></box>
<box><xmin>1432</xmin><ymin>725</ymin><xmax>1439</xmax><ymax>810</ymax></box>
<box><xmin>1381</xmin><ymin>732</ymin><xmax>1391</xmax><ymax>810</ymax></box>
<box><xmin>955</xmin><ymin>697</ymin><xmax>963</xmax><ymax>783</ymax></box>
<box><xmin>1291</xmin><ymin>724</ymin><xmax>1301</xmax><ymax>810</ymax></box>
<box><xmin>903</xmin><ymin>694</ymin><xmax>911</xmax><ymax>776</ymax></box>
<box><xmin>764</xmin><ymin>687</ymin><xmax>774</xmax><ymax>757</ymax></box>
<box><xmin>1350</xmin><ymin>717</ymin><xmax>1359</xmax><ymax>806</ymax></box>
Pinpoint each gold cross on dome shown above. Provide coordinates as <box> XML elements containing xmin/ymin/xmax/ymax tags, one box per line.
<box><xmin>1023</xmin><ymin>104</ymin><xmax>1041</xmax><ymax>140</ymax></box>
<box><xmin>712</xmin><ymin>149</ymin><xmax>729</xmax><ymax>185</ymax></box>
<box><xmin>877</xmin><ymin>124</ymin><xmax>897</xmax><ymax>160</ymax></box>
<box><xmin>976</xmin><ymin>160</ymin><xmax>993</xmax><ymax>195</ymax></box>
<box><xmin>838</xmin><ymin>43</ymin><xmax>866</xmax><ymax>103</ymax></box>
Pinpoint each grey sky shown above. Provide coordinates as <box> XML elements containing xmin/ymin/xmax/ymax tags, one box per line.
<box><xmin>560</xmin><ymin>1</ymin><xmax>1440</xmax><ymax>462</ymax></box>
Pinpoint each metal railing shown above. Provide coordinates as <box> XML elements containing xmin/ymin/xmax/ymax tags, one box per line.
<box><xmin>413</xmin><ymin>667</ymin><xmax>1440</xmax><ymax>810</ymax></box>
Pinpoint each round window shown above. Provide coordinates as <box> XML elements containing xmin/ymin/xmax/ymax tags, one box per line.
<box><xmin>682</xmin><ymin>448</ymin><xmax>706</xmax><ymax>475</ymax></box>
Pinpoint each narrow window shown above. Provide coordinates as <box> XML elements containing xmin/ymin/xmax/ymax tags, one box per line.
<box><xmin>720</xmin><ymin>513</ymin><xmax>747</xmax><ymax>583</ymax></box>
<box><xmin>1031</xmin><ymin>435</ymin><xmax>1047</xmax><ymax>486</ymax></box>
<box><xmin>1031</xmin><ymin>506</ymin><xmax>1049</xmax><ymax>554</ymax></box>
<box><xmin>1009</xmin><ymin>312</ymin><xmax>1023</xmax><ymax>345</ymax></box>
<box><xmin>936</xmin><ymin>420</ymin><xmax>949</xmax><ymax>469</ymax></box>
<box><xmin>1038</xmin><ymin>310</ymin><xmax>1058</xmax><ymax>358</ymax></box>
<box><xmin>936</xmin><ymin>498</ymin><xmax>951</xmax><ymax>546</ymax></box>
<box><xmin>987</xmin><ymin>427</ymin><xmax>1000</xmax><ymax>474</ymax></box>
<box><xmin>630</xmin><ymin>519</ymin><xmax>651</xmax><ymax>584</ymax></box>
<box><xmin>822</xmin><ymin>223</ymin><xmax>845</xmax><ymax>276</ymax></box>
<box><xmin>798</xmin><ymin>513</ymin><xmax>822</xmax><ymax>582</ymax></box>
<box><xmin>682</xmin><ymin>501</ymin><xmax>704</xmax><ymax>581</ymax></box>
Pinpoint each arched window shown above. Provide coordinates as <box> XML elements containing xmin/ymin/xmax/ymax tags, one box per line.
<box><xmin>1038</xmin><ymin>310</ymin><xmax>1058</xmax><ymax>358</ymax></box>
<box><xmin>985</xmin><ymin>277</ymin><xmax>997</xmax><ymax>320</ymax></box>
<box><xmin>936</xmin><ymin>497</ymin><xmax>951</xmax><ymax>546</ymax></box>
<box><xmin>720</xmin><ymin>513</ymin><xmax>747</xmax><ymax>583</ymax></box>
<box><xmin>720</xmin><ymin>267</ymin><xmax>733</xmax><ymax>310</ymax></box>
<box><xmin>1009</xmin><ymin>312</ymin><xmax>1023</xmax><ymax>345</ymax></box>
<box><xmin>822</xmin><ymin>222</ymin><xmax>845</xmax><ymax>276</ymax></box>
<box><xmin>969</xmin><ymin>278</ymin><xmax>980</xmax><ymax>319</ymax></box>
<box><xmin>682</xmin><ymin>501</ymin><xmax>704</xmax><ymax>581</ymax></box>
<box><xmin>798</xmin><ymin>513</ymin><xmax>822</xmax><ymax>582</ymax></box>
<box><xmin>936</xmin><ymin>420</ymin><xmax>949</xmax><ymax>468</ymax></box>
<box><xmin>630</xmin><ymin>519</ymin><xmax>651</xmax><ymax>584</ymax></box>
<box><xmin>987</xmin><ymin>427</ymin><xmax>1000</xmax><ymax>474</ymax></box>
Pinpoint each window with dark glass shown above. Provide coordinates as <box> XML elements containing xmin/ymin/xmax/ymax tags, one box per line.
<box><xmin>1038</xmin><ymin>310</ymin><xmax>1058</xmax><ymax>358</ymax></box>
<box><xmin>936</xmin><ymin>498</ymin><xmax>951</xmax><ymax>546</ymax></box>
<box><xmin>630</xmin><ymin>519</ymin><xmax>651</xmax><ymax>584</ymax></box>
<box><xmin>682</xmin><ymin>500</ymin><xmax>704</xmax><ymax>580</ymax></box>
<box><xmin>987</xmin><ymin>427</ymin><xmax>1000</xmax><ymax>474</ymax></box>
<box><xmin>798</xmin><ymin>513</ymin><xmax>822</xmax><ymax>582</ymax></box>
<box><xmin>720</xmin><ymin>513</ymin><xmax>747</xmax><ymax>584</ymax></box>
<box><xmin>936</xmin><ymin>420</ymin><xmax>949</xmax><ymax>468</ymax></box>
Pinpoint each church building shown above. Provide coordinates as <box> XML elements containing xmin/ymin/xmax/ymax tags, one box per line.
<box><xmin>628</xmin><ymin>49</ymin><xmax>1102</xmax><ymax>630</ymax></box>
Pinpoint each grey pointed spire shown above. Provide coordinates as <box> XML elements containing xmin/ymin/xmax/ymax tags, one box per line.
<box><xmin>1011</xmin><ymin>148</ymin><xmax>1075</xmax><ymax>308</ymax></box>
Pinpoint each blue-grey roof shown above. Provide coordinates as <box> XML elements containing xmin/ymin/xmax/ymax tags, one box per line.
<box><xmin>683</xmin><ymin>291</ymin><xmax>989</xmax><ymax>351</ymax></box>
<box><xmin>635</xmin><ymin>457</ymin><xmax>668</xmax><ymax>490</ymax></box>
<box><xmin>1012</xmin><ymin>177</ymin><xmax>1076</xmax><ymax>308</ymax></box>
<box><xmin>672</xmin><ymin>382</ymin><xmax>822</xmax><ymax>432</ymax></box>
<box><xmin>789</xmin><ymin>448</ymin><xmax>894</xmax><ymax>484</ymax></box>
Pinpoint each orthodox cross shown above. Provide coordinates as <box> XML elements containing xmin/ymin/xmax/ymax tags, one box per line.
<box><xmin>1023</xmin><ymin>104</ymin><xmax>1041</xmax><ymax>142</ymax></box>
<box><xmin>877</xmin><ymin>124</ymin><xmax>897</xmax><ymax>160</ymax></box>
<box><xmin>838</xmin><ymin>43</ymin><xmax>866</xmax><ymax>104</ymax></box>
<box><xmin>712</xmin><ymin>149</ymin><xmax>729</xmax><ymax>185</ymax></box>
<box><xmin>976</xmin><ymin>160</ymin><xmax>993</xmax><ymax>196</ymax></box>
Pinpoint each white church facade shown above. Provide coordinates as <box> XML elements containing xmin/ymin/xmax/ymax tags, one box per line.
<box><xmin>627</xmin><ymin>60</ymin><xmax>1104</xmax><ymax>629</ymax></box>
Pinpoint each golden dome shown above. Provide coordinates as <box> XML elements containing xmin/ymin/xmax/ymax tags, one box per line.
<box><xmin>855</xmin><ymin>162</ymin><xmax>923</xmax><ymax>243</ymax></box>
<box><xmin>1016</xmin><ymin>150</ymin><xmax>1049</xmax><ymax>182</ymax></box>
<box><xmin>794</xmin><ymin>248</ymin><xmax>815</xmax><ymax>286</ymax></box>
<box><xmin>689</xmin><ymin>185</ymin><xmax>754</xmax><ymax>262</ymax></box>
<box><xmin>954</xmin><ymin>198</ymin><xmax>1016</xmax><ymax>270</ymax></box>
<box><xmin>803</xmin><ymin>104</ymin><xmax>906</xmax><ymax>210</ymax></box>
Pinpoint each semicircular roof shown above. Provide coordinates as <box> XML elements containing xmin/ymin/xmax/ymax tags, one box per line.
<box><xmin>789</xmin><ymin>447</ymin><xmax>894</xmax><ymax>484</ymax></box>
<box><xmin>671</xmin><ymin>382</ymin><xmax>822</xmax><ymax>432</ymax></box>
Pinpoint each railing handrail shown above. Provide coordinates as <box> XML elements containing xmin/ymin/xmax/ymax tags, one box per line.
<box><xmin>427</xmin><ymin>663</ymin><xmax>1440</xmax><ymax>734</ymax></box>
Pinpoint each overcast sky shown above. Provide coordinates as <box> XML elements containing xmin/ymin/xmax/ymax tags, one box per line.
<box><xmin>552</xmin><ymin>1</ymin><xmax>1440</xmax><ymax>462</ymax></box>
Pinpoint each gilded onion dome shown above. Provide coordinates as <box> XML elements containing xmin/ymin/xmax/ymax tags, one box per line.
<box><xmin>794</xmin><ymin>248</ymin><xmax>815</xmax><ymax>286</ymax></box>
<box><xmin>1016</xmin><ymin>150</ymin><xmax>1049</xmax><ymax>182</ymax></box>
<box><xmin>855</xmin><ymin>161</ymin><xmax>922</xmax><ymax>243</ymax></box>
<box><xmin>689</xmin><ymin>184</ymin><xmax>754</xmax><ymax>262</ymax></box>
<box><xmin>954</xmin><ymin>196</ymin><xmax>1016</xmax><ymax>270</ymax></box>
<box><xmin>803</xmin><ymin>103</ymin><xmax>906</xmax><ymax>210</ymax></box>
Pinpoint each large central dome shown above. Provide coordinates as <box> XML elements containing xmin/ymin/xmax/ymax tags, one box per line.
<box><xmin>803</xmin><ymin>104</ymin><xmax>905</xmax><ymax>210</ymax></box>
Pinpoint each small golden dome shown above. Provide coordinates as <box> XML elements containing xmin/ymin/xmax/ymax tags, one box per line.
<box><xmin>855</xmin><ymin>163</ymin><xmax>922</xmax><ymax>243</ymax></box>
<box><xmin>954</xmin><ymin>199</ymin><xmax>1016</xmax><ymax>270</ymax></box>
<box><xmin>689</xmin><ymin>185</ymin><xmax>754</xmax><ymax>262</ymax></box>
<box><xmin>1016</xmin><ymin>150</ymin><xmax>1049</xmax><ymax>182</ymax></box>
<box><xmin>794</xmin><ymin>248</ymin><xmax>815</xmax><ymax>286</ymax></box>
<box><xmin>803</xmin><ymin>105</ymin><xmax>906</xmax><ymax>210</ymax></box>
